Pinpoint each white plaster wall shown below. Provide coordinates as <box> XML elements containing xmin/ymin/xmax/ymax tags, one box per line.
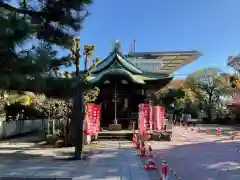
<box><xmin>0</xmin><ymin>119</ymin><xmax>47</xmax><ymax>140</ymax></box>
<box><xmin>5</xmin><ymin>121</ymin><xmax>18</xmax><ymax>137</ymax></box>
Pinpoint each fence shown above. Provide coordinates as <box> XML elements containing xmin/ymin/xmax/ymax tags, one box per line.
<box><xmin>0</xmin><ymin>119</ymin><xmax>47</xmax><ymax>140</ymax></box>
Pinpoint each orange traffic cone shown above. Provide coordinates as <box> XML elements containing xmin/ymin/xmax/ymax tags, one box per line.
<box><xmin>144</xmin><ymin>148</ymin><xmax>157</xmax><ymax>170</ymax></box>
<box><xmin>132</xmin><ymin>131</ymin><xmax>139</xmax><ymax>148</ymax></box>
<box><xmin>132</xmin><ymin>132</ymin><xmax>136</xmax><ymax>143</ymax></box>
<box><xmin>217</xmin><ymin>128</ymin><xmax>221</xmax><ymax>136</ymax></box>
<box><xmin>136</xmin><ymin>138</ymin><xmax>140</xmax><ymax>149</ymax></box>
<box><xmin>133</xmin><ymin>132</ymin><xmax>140</xmax><ymax>149</ymax></box>
<box><xmin>160</xmin><ymin>162</ymin><xmax>169</xmax><ymax>180</ymax></box>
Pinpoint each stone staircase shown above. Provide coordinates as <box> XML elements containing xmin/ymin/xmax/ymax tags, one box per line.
<box><xmin>97</xmin><ymin>131</ymin><xmax>133</xmax><ymax>141</ymax></box>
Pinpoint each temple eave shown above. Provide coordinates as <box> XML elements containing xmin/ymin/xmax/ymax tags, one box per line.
<box><xmin>144</xmin><ymin>77</ymin><xmax>174</xmax><ymax>90</ymax></box>
<box><xmin>87</xmin><ymin>68</ymin><xmax>173</xmax><ymax>88</ymax></box>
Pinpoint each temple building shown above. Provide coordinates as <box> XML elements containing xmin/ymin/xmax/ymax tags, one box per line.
<box><xmin>87</xmin><ymin>41</ymin><xmax>201</xmax><ymax>130</ymax></box>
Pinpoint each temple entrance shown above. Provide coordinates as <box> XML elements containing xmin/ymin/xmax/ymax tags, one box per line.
<box><xmin>98</xmin><ymin>80</ymin><xmax>139</xmax><ymax>130</ymax></box>
<box><xmin>101</xmin><ymin>94</ymin><xmax>130</xmax><ymax>129</ymax></box>
<box><xmin>116</xmin><ymin>94</ymin><xmax>130</xmax><ymax>129</ymax></box>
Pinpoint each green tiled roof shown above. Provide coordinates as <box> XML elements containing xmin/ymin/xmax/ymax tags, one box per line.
<box><xmin>87</xmin><ymin>69</ymin><xmax>145</xmax><ymax>84</ymax></box>
<box><xmin>91</xmin><ymin>42</ymin><xmax>142</xmax><ymax>74</ymax></box>
<box><xmin>88</xmin><ymin>41</ymin><xmax>173</xmax><ymax>85</ymax></box>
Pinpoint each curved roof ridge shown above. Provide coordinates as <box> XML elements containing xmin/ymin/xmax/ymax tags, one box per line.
<box><xmin>91</xmin><ymin>41</ymin><xmax>143</xmax><ymax>74</ymax></box>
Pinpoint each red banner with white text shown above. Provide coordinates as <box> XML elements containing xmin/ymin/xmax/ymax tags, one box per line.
<box><xmin>149</xmin><ymin>105</ymin><xmax>153</xmax><ymax>131</ymax></box>
<box><xmin>84</xmin><ymin>104</ymin><xmax>101</xmax><ymax>135</ymax></box>
<box><xmin>93</xmin><ymin>105</ymin><xmax>101</xmax><ymax>132</ymax></box>
<box><xmin>153</xmin><ymin>106</ymin><xmax>165</xmax><ymax>132</ymax></box>
<box><xmin>139</xmin><ymin>104</ymin><xmax>149</xmax><ymax>136</ymax></box>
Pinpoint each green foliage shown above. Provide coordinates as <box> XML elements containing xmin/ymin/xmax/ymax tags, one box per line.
<box><xmin>0</xmin><ymin>0</ymin><xmax>97</xmax><ymax>154</ymax></box>
<box><xmin>153</xmin><ymin>88</ymin><xmax>185</xmax><ymax>106</ymax></box>
<box><xmin>230</xmin><ymin>76</ymin><xmax>236</xmax><ymax>88</ymax></box>
<box><xmin>1</xmin><ymin>0</ymin><xmax>92</xmax><ymax>47</ymax></box>
<box><xmin>184</xmin><ymin>68</ymin><xmax>232</xmax><ymax>122</ymax></box>
<box><xmin>229</xmin><ymin>75</ymin><xmax>240</xmax><ymax>89</ymax></box>
<box><xmin>185</xmin><ymin>68</ymin><xmax>232</xmax><ymax>104</ymax></box>
<box><xmin>0</xmin><ymin>0</ymin><xmax>93</xmax><ymax>96</ymax></box>
<box><xmin>42</xmin><ymin>98</ymin><xmax>72</xmax><ymax>119</ymax></box>
<box><xmin>0</xmin><ymin>91</ymin><xmax>8</xmax><ymax>118</ymax></box>
<box><xmin>84</xmin><ymin>87</ymin><xmax>100</xmax><ymax>104</ymax></box>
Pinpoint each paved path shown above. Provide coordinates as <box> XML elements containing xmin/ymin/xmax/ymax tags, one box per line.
<box><xmin>1</xmin><ymin>126</ymin><xmax>239</xmax><ymax>179</ymax></box>
<box><xmin>188</xmin><ymin>124</ymin><xmax>240</xmax><ymax>136</ymax></box>
<box><xmin>151</xmin><ymin>126</ymin><xmax>240</xmax><ymax>180</ymax></box>
<box><xmin>0</xmin><ymin>135</ymin><xmax>150</xmax><ymax>180</ymax></box>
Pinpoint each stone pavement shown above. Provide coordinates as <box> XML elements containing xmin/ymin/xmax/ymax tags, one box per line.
<box><xmin>81</xmin><ymin>142</ymin><xmax>151</xmax><ymax>180</ymax></box>
<box><xmin>151</xmin><ymin>127</ymin><xmax>240</xmax><ymax>180</ymax></box>
<box><xmin>186</xmin><ymin>124</ymin><xmax>240</xmax><ymax>137</ymax></box>
<box><xmin>0</xmin><ymin>136</ymin><xmax>151</xmax><ymax>180</ymax></box>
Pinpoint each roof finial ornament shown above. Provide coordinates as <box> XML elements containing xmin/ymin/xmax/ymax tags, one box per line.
<box><xmin>114</xmin><ymin>40</ymin><xmax>121</xmax><ymax>53</ymax></box>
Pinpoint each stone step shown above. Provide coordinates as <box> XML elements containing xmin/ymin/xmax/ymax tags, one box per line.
<box><xmin>98</xmin><ymin>132</ymin><xmax>133</xmax><ymax>141</ymax></box>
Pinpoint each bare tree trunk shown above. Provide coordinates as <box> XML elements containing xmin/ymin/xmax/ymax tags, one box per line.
<box><xmin>71</xmin><ymin>90</ymin><xmax>85</xmax><ymax>160</ymax></box>
<box><xmin>207</xmin><ymin>93</ymin><xmax>213</xmax><ymax>123</ymax></box>
<box><xmin>47</xmin><ymin>103</ymin><xmax>51</xmax><ymax>135</ymax></box>
<box><xmin>207</xmin><ymin>108</ymin><xmax>212</xmax><ymax>123</ymax></box>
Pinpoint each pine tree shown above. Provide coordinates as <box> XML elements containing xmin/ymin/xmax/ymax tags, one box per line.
<box><xmin>0</xmin><ymin>0</ymin><xmax>96</xmax><ymax>159</ymax></box>
<box><xmin>0</xmin><ymin>0</ymin><xmax>92</xmax><ymax>88</ymax></box>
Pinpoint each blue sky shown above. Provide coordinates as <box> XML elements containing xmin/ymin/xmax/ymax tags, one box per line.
<box><xmin>9</xmin><ymin>0</ymin><xmax>240</xmax><ymax>77</ymax></box>
<box><xmin>76</xmin><ymin>0</ymin><xmax>240</xmax><ymax>78</ymax></box>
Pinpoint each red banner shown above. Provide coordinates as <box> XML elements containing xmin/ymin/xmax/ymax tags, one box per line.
<box><xmin>84</xmin><ymin>104</ymin><xmax>101</xmax><ymax>135</ymax></box>
<box><xmin>139</xmin><ymin>104</ymin><xmax>149</xmax><ymax>135</ymax></box>
<box><xmin>153</xmin><ymin>106</ymin><xmax>165</xmax><ymax>131</ymax></box>
<box><xmin>153</xmin><ymin>106</ymin><xmax>157</xmax><ymax>130</ymax></box>
<box><xmin>84</xmin><ymin>103</ymin><xmax>93</xmax><ymax>135</ymax></box>
<box><xmin>149</xmin><ymin>106</ymin><xmax>153</xmax><ymax>131</ymax></box>
<box><xmin>159</xmin><ymin>107</ymin><xmax>165</xmax><ymax>130</ymax></box>
<box><xmin>93</xmin><ymin>105</ymin><xmax>101</xmax><ymax>132</ymax></box>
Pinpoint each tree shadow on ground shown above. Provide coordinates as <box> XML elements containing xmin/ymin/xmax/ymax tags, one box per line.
<box><xmin>0</xmin><ymin>142</ymin><xmax>149</xmax><ymax>180</ymax></box>
<box><xmin>153</xmin><ymin>140</ymin><xmax>240</xmax><ymax>180</ymax></box>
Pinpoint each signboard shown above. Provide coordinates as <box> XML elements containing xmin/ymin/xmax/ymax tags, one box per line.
<box><xmin>84</xmin><ymin>104</ymin><xmax>101</xmax><ymax>135</ymax></box>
